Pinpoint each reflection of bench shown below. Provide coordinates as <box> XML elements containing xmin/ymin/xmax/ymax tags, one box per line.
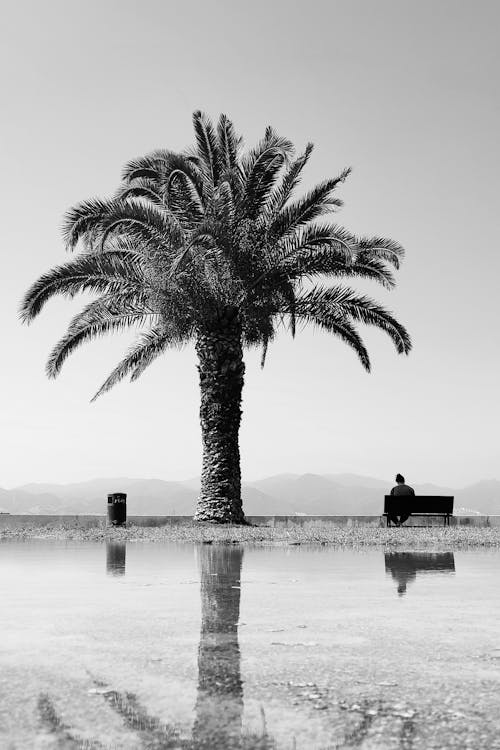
<box><xmin>384</xmin><ymin>551</ymin><xmax>455</xmax><ymax>575</ymax></box>
<box><xmin>383</xmin><ymin>496</ymin><xmax>454</xmax><ymax>527</ymax></box>
<box><xmin>384</xmin><ymin>552</ymin><xmax>455</xmax><ymax>595</ymax></box>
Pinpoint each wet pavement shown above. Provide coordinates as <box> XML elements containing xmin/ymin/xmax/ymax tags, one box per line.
<box><xmin>0</xmin><ymin>541</ymin><xmax>499</xmax><ymax>749</ymax></box>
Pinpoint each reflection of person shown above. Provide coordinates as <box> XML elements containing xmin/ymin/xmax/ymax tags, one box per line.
<box><xmin>388</xmin><ymin>473</ymin><xmax>415</xmax><ymax>526</ymax></box>
<box><xmin>396</xmin><ymin>573</ymin><xmax>414</xmax><ymax>596</ymax></box>
<box><xmin>386</xmin><ymin>554</ymin><xmax>417</xmax><ymax>596</ymax></box>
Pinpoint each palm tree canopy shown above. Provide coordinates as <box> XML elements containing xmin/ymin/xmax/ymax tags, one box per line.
<box><xmin>21</xmin><ymin>111</ymin><xmax>411</xmax><ymax>398</ymax></box>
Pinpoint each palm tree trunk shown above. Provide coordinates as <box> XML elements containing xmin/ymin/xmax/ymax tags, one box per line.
<box><xmin>193</xmin><ymin>311</ymin><xmax>246</xmax><ymax>524</ymax></box>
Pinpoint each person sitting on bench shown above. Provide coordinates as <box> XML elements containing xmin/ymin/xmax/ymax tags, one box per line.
<box><xmin>388</xmin><ymin>473</ymin><xmax>415</xmax><ymax>526</ymax></box>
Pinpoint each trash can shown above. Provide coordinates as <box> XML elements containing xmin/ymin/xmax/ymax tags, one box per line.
<box><xmin>107</xmin><ymin>492</ymin><xmax>127</xmax><ymax>526</ymax></box>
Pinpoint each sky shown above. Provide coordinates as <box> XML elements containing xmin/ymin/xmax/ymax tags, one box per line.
<box><xmin>1</xmin><ymin>0</ymin><xmax>499</xmax><ymax>489</ymax></box>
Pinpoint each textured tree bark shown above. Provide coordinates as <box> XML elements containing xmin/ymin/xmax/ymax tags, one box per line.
<box><xmin>193</xmin><ymin>310</ymin><xmax>246</xmax><ymax>524</ymax></box>
<box><xmin>192</xmin><ymin>545</ymin><xmax>243</xmax><ymax>748</ymax></box>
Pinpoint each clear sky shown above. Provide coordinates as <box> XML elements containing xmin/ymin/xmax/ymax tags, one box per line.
<box><xmin>1</xmin><ymin>0</ymin><xmax>499</xmax><ymax>488</ymax></box>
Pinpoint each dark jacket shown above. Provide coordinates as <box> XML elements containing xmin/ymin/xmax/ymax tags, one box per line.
<box><xmin>390</xmin><ymin>483</ymin><xmax>415</xmax><ymax>497</ymax></box>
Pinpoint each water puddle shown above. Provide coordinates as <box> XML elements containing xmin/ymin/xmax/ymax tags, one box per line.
<box><xmin>0</xmin><ymin>541</ymin><xmax>499</xmax><ymax>748</ymax></box>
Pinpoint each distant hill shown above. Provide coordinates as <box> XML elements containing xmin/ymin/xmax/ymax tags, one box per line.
<box><xmin>455</xmin><ymin>480</ymin><xmax>500</xmax><ymax>516</ymax></box>
<box><xmin>11</xmin><ymin>478</ymin><xmax>197</xmax><ymax>516</ymax></box>
<box><xmin>0</xmin><ymin>487</ymin><xmax>62</xmax><ymax>515</ymax></box>
<box><xmin>1</xmin><ymin>474</ymin><xmax>499</xmax><ymax>516</ymax></box>
<box><xmin>324</xmin><ymin>473</ymin><xmax>389</xmax><ymax>488</ymax></box>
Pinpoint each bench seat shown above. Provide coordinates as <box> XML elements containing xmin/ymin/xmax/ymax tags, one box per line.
<box><xmin>383</xmin><ymin>495</ymin><xmax>454</xmax><ymax>527</ymax></box>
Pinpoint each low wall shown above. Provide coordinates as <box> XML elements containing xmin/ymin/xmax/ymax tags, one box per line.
<box><xmin>0</xmin><ymin>514</ymin><xmax>498</xmax><ymax>529</ymax></box>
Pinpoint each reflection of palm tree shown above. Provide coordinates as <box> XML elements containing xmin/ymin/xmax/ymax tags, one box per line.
<box><xmin>385</xmin><ymin>552</ymin><xmax>455</xmax><ymax>596</ymax></box>
<box><xmin>41</xmin><ymin>543</ymin><xmax>275</xmax><ymax>748</ymax></box>
<box><xmin>193</xmin><ymin>544</ymin><xmax>244</xmax><ymax>749</ymax></box>
<box><xmin>106</xmin><ymin>542</ymin><xmax>126</xmax><ymax>576</ymax></box>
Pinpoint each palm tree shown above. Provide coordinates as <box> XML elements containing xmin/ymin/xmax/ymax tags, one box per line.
<box><xmin>20</xmin><ymin>111</ymin><xmax>411</xmax><ymax>524</ymax></box>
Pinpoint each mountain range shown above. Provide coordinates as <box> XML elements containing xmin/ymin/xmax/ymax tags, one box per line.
<box><xmin>1</xmin><ymin>474</ymin><xmax>499</xmax><ymax>516</ymax></box>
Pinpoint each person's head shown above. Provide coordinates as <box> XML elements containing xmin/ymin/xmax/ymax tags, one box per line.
<box><xmin>395</xmin><ymin>473</ymin><xmax>405</xmax><ymax>484</ymax></box>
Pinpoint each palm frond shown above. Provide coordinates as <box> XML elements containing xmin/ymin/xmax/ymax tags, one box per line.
<box><xmin>46</xmin><ymin>293</ymin><xmax>157</xmax><ymax>378</ymax></box>
<box><xmin>103</xmin><ymin>200</ymin><xmax>183</xmax><ymax>250</ymax></box>
<box><xmin>282</xmin><ymin>250</ymin><xmax>395</xmax><ymax>289</ymax></box>
<box><xmin>62</xmin><ymin>197</ymin><xmax>116</xmax><ymax>250</ymax></box>
<box><xmin>20</xmin><ymin>253</ymin><xmax>146</xmax><ymax>323</ymax></box>
<box><xmin>270</xmin><ymin>169</ymin><xmax>351</xmax><ymax>238</ymax></box>
<box><xmin>216</xmin><ymin>114</ymin><xmax>242</xmax><ymax>171</ymax></box>
<box><xmin>271</xmin><ymin>225</ymin><xmax>400</xmax><ymax>288</ymax></box>
<box><xmin>241</xmin><ymin>126</ymin><xmax>294</xmax><ymax>179</ymax></box>
<box><xmin>262</xmin><ymin>143</ymin><xmax>314</xmax><ymax>221</ymax></box>
<box><xmin>273</xmin><ymin>223</ymin><xmax>357</xmax><ymax>266</ymax></box>
<box><xmin>242</xmin><ymin>224</ymin><xmax>356</xmax><ymax>303</ymax></box>
<box><xmin>260</xmin><ymin>336</ymin><xmax>269</xmax><ymax>368</ymax></box>
<box><xmin>115</xmin><ymin>178</ymin><xmax>163</xmax><ymax>205</ymax></box>
<box><xmin>295</xmin><ymin>285</ymin><xmax>412</xmax><ymax>354</ymax></box>
<box><xmin>90</xmin><ymin>326</ymin><xmax>178</xmax><ymax>401</ymax></box>
<box><xmin>356</xmin><ymin>237</ymin><xmax>405</xmax><ymax>269</ymax></box>
<box><xmin>273</xmin><ymin>277</ymin><xmax>296</xmax><ymax>337</ymax></box>
<box><xmin>214</xmin><ymin>181</ymin><xmax>236</xmax><ymax>231</ymax></box>
<box><xmin>218</xmin><ymin>165</ymin><xmax>245</xmax><ymax>207</ymax></box>
<box><xmin>192</xmin><ymin>110</ymin><xmax>220</xmax><ymax>186</ymax></box>
<box><xmin>243</xmin><ymin>148</ymin><xmax>287</xmax><ymax>219</ymax></box>
<box><xmin>67</xmin><ymin>198</ymin><xmax>184</xmax><ymax>258</ymax></box>
<box><xmin>123</xmin><ymin>150</ymin><xmax>210</xmax><ymax>222</ymax></box>
<box><xmin>166</xmin><ymin>220</ymin><xmax>222</xmax><ymax>283</ymax></box>
<box><xmin>160</xmin><ymin>152</ymin><xmax>208</xmax><ymax>206</ymax></box>
<box><xmin>165</xmin><ymin>169</ymin><xmax>205</xmax><ymax>225</ymax></box>
<box><xmin>295</xmin><ymin>310</ymin><xmax>371</xmax><ymax>371</ymax></box>
<box><xmin>122</xmin><ymin>149</ymin><xmax>174</xmax><ymax>182</ymax></box>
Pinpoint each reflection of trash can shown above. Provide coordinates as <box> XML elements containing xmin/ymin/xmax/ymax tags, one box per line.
<box><xmin>106</xmin><ymin>541</ymin><xmax>126</xmax><ymax>575</ymax></box>
<box><xmin>107</xmin><ymin>492</ymin><xmax>127</xmax><ymax>526</ymax></box>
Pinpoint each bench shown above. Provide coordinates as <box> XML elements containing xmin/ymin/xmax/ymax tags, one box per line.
<box><xmin>383</xmin><ymin>496</ymin><xmax>454</xmax><ymax>527</ymax></box>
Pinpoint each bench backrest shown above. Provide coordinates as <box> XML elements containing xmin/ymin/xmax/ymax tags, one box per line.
<box><xmin>383</xmin><ymin>495</ymin><xmax>454</xmax><ymax>514</ymax></box>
